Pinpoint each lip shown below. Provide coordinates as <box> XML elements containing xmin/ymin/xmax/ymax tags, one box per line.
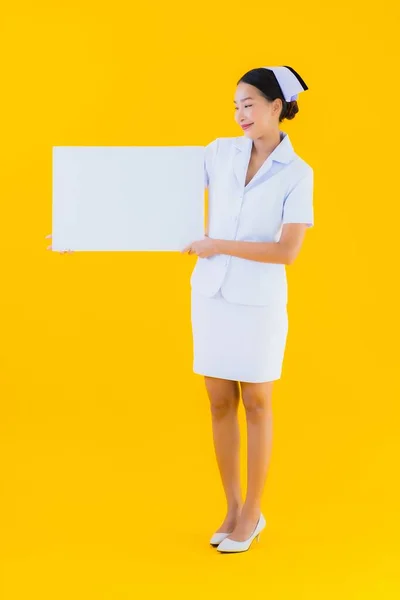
<box><xmin>241</xmin><ymin>123</ymin><xmax>253</xmax><ymax>130</ymax></box>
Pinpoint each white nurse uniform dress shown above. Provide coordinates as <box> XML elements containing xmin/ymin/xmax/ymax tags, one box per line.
<box><xmin>190</xmin><ymin>130</ymin><xmax>314</xmax><ymax>383</ymax></box>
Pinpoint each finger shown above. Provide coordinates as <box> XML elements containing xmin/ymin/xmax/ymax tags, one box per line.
<box><xmin>47</xmin><ymin>245</ymin><xmax>52</xmax><ymax>250</ymax></box>
<box><xmin>181</xmin><ymin>245</ymin><xmax>190</xmax><ymax>253</ymax></box>
<box><xmin>45</xmin><ymin>234</ymin><xmax>52</xmax><ymax>239</ymax></box>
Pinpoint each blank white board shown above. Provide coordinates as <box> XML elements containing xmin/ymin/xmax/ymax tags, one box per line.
<box><xmin>52</xmin><ymin>146</ymin><xmax>205</xmax><ymax>251</ymax></box>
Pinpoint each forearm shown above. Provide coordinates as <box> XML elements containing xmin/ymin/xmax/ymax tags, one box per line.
<box><xmin>214</xmin><ymin>239</ymin><xmax>290</xmax><ymax>265</ymax></box>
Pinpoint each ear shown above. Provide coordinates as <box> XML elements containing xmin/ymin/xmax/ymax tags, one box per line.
<box><xmin>273</xmin><ymin>98</ymin><xmax>283</xmax><ymax>114</ymax></box>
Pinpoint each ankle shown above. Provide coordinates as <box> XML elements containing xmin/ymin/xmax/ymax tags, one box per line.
<box><xmin>241</xmin><ymin>503</ymin><xmax>262</xmax><ymax>517</ymax></box>
<box><xmin>227</xmin><ymin>502</ymin><xmax>243</xmax><ymax>515</ymax></box>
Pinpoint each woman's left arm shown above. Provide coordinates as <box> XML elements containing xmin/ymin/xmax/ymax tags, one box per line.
<box><xmin>216</xmin><ymin>223</ymin><xmax>308</xmax><ymax>265</ymax></box>
<box><xmin>182</xmin><ymin>223</ymin><xmax>309</xmax><ymax>264</ymax></box>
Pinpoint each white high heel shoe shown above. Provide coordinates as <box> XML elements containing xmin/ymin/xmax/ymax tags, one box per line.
<box><xmin>217</xmin><ymin>513</ymin><xmax>266</xmax><ymax>553</ymax></box>
<box><xmin>209</xmin><ymin>531</ymin><xmax>232</xmax><ymax>546</ymax></box>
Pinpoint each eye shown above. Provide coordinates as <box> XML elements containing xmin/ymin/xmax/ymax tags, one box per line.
<box><xmin>234</xmin><ymin>105</ymin><xmax>253</xmax><ymax>110</ymax></box>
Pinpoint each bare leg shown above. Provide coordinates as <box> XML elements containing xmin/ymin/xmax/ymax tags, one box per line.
<box><xmin>226</xmin><ymin>381</ymin><xmax>274</xmax><ymax>541</ymax></box>
<box><xmin>204</xmin><ymin>376</ymin><xmax>243</xmax><ymax>532</ymax></box>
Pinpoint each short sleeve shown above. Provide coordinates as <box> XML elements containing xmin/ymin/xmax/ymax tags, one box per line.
<box><xmin>282</xmin><ymin>168</ymin><xmax>314</xmax><ymax>228</ymax></box>
<box><xmin>204</xmin><ymin>138</ymin><xmax>219</xmax><ymax>189</ymax></box>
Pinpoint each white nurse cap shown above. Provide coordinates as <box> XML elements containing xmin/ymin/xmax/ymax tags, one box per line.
<box><xmin>262</xmin><ymin>65</ymin><xmax>308</xmax><ymax>102</ymax></box>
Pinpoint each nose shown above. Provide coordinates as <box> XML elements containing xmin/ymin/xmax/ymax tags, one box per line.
<box><xmin>235</xmin><ymin>105</ymin><xmax>244</xmax><ymax>118</ymax></box>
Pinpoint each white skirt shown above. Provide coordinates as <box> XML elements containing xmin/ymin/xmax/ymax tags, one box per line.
<box><xmin>191</xmin><ymin>289</ymin><xmax>289</xmax><ymax>383</ymax></box>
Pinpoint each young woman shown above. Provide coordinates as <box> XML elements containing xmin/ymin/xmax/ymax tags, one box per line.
<box><xmin>182</xmin><ymin>66</ymin><xmax>314</xmax><ymax>553</ymax></box>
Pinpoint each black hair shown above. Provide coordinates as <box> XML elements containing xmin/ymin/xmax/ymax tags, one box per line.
<box><xmin>237</xmin><ymin>67</ymin><xmax>301</xmax><ymax>121</ymax></box>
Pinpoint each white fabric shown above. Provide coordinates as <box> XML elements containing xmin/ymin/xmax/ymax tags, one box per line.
<box><xmin>191</xmin><ymin>288</ymin><xmax>289</xmax><ymax>382</ymax></box>
<box><xmin>262</xmin><ymin>66</ymin><xmax>305</xmax><ymax>102</ymax></box>
<box><xmin>191</xmin><ymin>131</ymin><xmax>314</xmax><ymax>307</ymax></box>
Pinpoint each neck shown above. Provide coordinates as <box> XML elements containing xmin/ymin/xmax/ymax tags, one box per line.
<box><xmin>252</xmin><ymin>130</ymin><xmax>282</xmax><ymax>157</ymax></box>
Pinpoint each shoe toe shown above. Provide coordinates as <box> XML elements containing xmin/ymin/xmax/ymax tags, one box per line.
<box><xmin>217</xmin><ymin>537</ymin><xmax>241</xmax><ymax>552</ymax></box>
<box><xmin>210</xmin><ymin>532</ymin><xmax>231</xmax><ymax>545</ymax></box>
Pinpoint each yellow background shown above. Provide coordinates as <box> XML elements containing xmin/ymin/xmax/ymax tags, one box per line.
<box><xmin>1</xmin><ymin>1</ymin><xmax>399</xmax><ymax>597</ymax></box>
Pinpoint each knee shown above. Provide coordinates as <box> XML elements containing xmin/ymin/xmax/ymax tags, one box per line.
<box><xmin>242</xmin><ymin>389</ymin><xmax>272</xmax><ymax>415</ymax></box>
<box><xmin>209</xmin><ymin>393</ymin><xmax>240</xmax><ymax>419</ymax></box>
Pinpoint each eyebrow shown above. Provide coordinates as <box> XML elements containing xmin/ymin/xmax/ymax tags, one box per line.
<box><xmin>233</xmin><ymin>97</ymin><xmax>254</xmax><ymax>104</ymax></box>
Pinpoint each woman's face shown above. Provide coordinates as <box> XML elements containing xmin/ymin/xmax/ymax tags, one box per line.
<box><xmin>234</xmin><ymin>82</ymin><xmax>281</xmax><ymax>138</ymax></box>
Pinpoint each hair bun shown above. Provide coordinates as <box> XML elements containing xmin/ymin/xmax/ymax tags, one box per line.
<box><xmin>284</xmin><ymin>100</ymin><xmax>299</xmax><ymax>120</ymax></box>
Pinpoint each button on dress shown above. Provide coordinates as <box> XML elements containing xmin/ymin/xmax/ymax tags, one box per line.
<box><xmin>190</xmin><ymin>131</ymin><xmax>314</xmax><ymax>382</ymax></box>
